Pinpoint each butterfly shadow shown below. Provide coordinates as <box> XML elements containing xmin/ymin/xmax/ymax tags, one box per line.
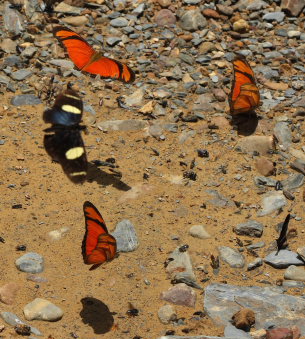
<box><xmin>80</xmin><ymin>297</ymin><xmax>114</xmax><ymax>334</ymax></box>
<box><xmin>231</xmin><ymin>111</ymin><xmax>259</xmax><ymax>136</ymax></box>
<box><xmin>86</xmin><ymin>162</ymin><xmax>131</xmax><ymax>191</ymax></box>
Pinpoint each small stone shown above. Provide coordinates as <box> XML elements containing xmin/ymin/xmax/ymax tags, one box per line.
<box><xmin>274</xmin><ymin>122</ymin><xmax>292</xmax><ymax>150</ymax></box>
<box><xmin>54</xmin><ymin>1</ymin><xmax>83</xmax><ymax>14</ymax></box>
<box><xmin>111</xmin><ymin>219</ymin><xmax>139</xmax><ymax>252</ymax></box>
<box><xmin>265</xmin><ymin>250</ymin><xmax>304</xmax><ymax>269</ymax></box>
<box><xmin>216</xmin><ymin>4</ymin><xmax>233</xmax><ymax>16</ymax></box>
<box><xmin>124</xmin><ymin>88</ymin><xmax>145</xmax><ymax>106</ymax></box>
<box><xmin>199</xmin><ymin>41</ymin><xmax>215</xmax><ymax>54</ymax></box>
<box><xmin>157</xmin><ymin>305</ymin><xmax>177</xmax><ymax>324</ymax></box>
<box><xmin>258</xmin><ymin>192</ymin><xmax>287</xmax><ymax>217</ymax></box>
<box><xmin>233</xmin><ymin>19</ymin><xmax>249</xmax><ymax>33</ymax></box>
<box><xmin>110</xmin><ymin>17</ymin><xmax>129</xmax><ymax>27</ymax></box>
<box><xmin>262</xmin><ymin>12</ymin><xmax>285</xmax><ymax>23</ymax></box>
<box><xmin>48</xmin><ymin>227</ymin><xmax>70</xmax><ymax>241</ymax></box>
<box><xmin>11</xmin><ymin>69</ymin><xmax>32</xmax><ymax>81</ymax></box>
<box><xmin>218</xmin><ymin>246</ymin><xmax>245</xmax><ymax>268</ymax></box>
<box><xmin>0</xmin><ymin>283</ymin><xmax>18</xmax><ymax>305</ymax></box>
<box><xmin>11</xmin><ymin>95</ymin><xmax>41</xmax><ymax>106</ymax></box>
<box><xmin>97</xmin><ymin>120</ymin><xmax>148</xmax><ymax>132</ymax></box>
<box><xmin>255</xmin><ymin>157</ymin><xmax>275</xmax><ymax>176</ymax></box>
<box><xmin>266</xmin><ymin>327</ymin><xmax>294</xmax><ymax>339</ymax></box>
<box><xmin>189</xmin><ymin>225</ymin><xmax>211</xmax><ymax>239</ymax></box>
<box><xmin>0</xmin><ymin>312</ymin><xmax>42</xmax><ymax>336</ymax></box>
<box><xmin>24</xmin><ymin>298</ymin><xmax>63</xmax><ymax>321</ymax></box>
<box><xmin>202</xmin><ymin>8</ymin><xmax>220</xmax><ymax>19</ymax></box>
<box><xmin>296</xmin><ymin>247</ymin><xmax>305</xmax><ymax>261</ymax></box>
<box><xmin>154</xmin><ymin>9</ymin><xmax>176</xmax><ymax>26</ymax></box>
<box><xmin>234</xmin><ymin>220</ymin><xmax>263</xmax><ymax>237</ymax></box>
<box><xmin>179</xmin><ymin>9</ymin><xmax>207</xmax><ymax>32</ymax></box>
<box><xmin>15</xmin><ymin>252</ymin><xmax>44</xmax><ymax>273</ymax></box>
<box><xmin>284</xmin><ymin>265</ymin><xmax>305</xmax><ymax>282</ymax></box>
<box><xmin>237</xmin><ymin>136</ymin><xmax>274</xmax><ymax>155</ymax></box>
<box><xmin>106</xmin><ymin>37</ymin><xmax>122</xmax><ymax>46</ymax></box>
<box><xmin>281</xmin><ymin>0</ymin><xmax>305</xmax><ymax>16</ymax></box>
<box><xmin>157</xmin><ymin>0</ymin><xmax>171</xmax><ymax>7</ymax></box>
<box><xmin>232</xmin><ymin>308</ymin><xmax>255</xmax><ymax>331</ymax></box>
<box><xmin>1</xmin><ymin>38</ymin><xmax>17</xmax><ymax>53</ymax></box>
<box><xmin>62</xmin><ymin>15</ymin><xmax>88</xmax><ymax>26</ymax></box>
<box><xmin>160</xmin><ymin>283</ymin><xmax>196</xmax><ymax>307</ymax></box>
<box><xmin>247</xmin><ymin>258</ymin><xmax>263</xmax><ymax>271</ymax></box>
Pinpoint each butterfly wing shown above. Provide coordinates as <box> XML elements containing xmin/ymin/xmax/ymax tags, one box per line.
<box><xmin>82</xmin><ymin>201</ymin><xmax>117</xmax><ymax>270</ymax></box>
<box><xmin>276</xmin><ymin>213</ymin><xmax>290</xmax><ymax>255</ymax></box>
<box><xmin>229</xmin><ymin>57</ymin><xmax>260</xmax><ymax>115</ymax></box>
<box><xmin>53</xmin><ymin>26</ymin><xmax>135</xmax><ymax>83</ymax></box>
<box><xmin>53</xmin><ymin>26</ymin><xmax>95</xmax><ymax>70</ymax></box>
<box><xmin>43</xmin><ymin>88</ymin><xmax>83</xmax><ymax>126</ymax></box>
<box><xmin>44</xmin><ymin>128</ymin><xmax>87</xmax><ymax>184</ymax></box>
<box><xmin>83</xmin><ymin>57</ymin><xmax>135</xmax><ymax>83</ymax></box>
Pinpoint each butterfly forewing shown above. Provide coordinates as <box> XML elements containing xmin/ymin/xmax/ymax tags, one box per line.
<box><xmin>53</xmin><ymin>26</ymin><xmax>135</xmax><ymax>83</ymax></box>
<box><xmin>82</xmin><ymin>201</ymin><xmax>117</xmax><ymax>270</ymax></box>
<box><xmin>229</xmin><ymin>57</ymin><xmax>260</xmax><ymax>115</ymax></box>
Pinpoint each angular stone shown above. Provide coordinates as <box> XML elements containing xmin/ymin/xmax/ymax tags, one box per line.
<box><xmin>24</xmin><ymin>298</ymin><xmax>63</xmax><ymax>321</ymax></box>
<box><xmin>111</xmin><ymin>220</ymin><xmax>139</xmax><ymax>252</ymax></box>
<box><xmin>154</xmin><ymin>9</ymin><xmax>176</xmax><ymax>26</ymax></box>
<box><xmin>284</xmin><ymin>265</ymin><xmax>305</xmax><ymax>282</ymax></box>
<box><xmin>157</xmin><ymin>304</ymin><xmax>177</xmax><ymax>324</ymax></box>
<box><xmin>218</xmin><ymin>246</ymin><xmax>245</xmax><ymax>268</ymax></box>
<box><xmin>179</xmin><ymin>10</ymin><xmax>207</xmax><ymax>32</ymax></box>
<box><xmin>237</xmin><ymin>136</ymin><xmax>275</xmax><ymax>155</ymax></box>
<box><xmin>11</xmin><ymin>94</ymin><xmax>42</xmax><ymax>106</ymax></box>
<box><xmin>15</xmin><ymin>252</ymin><xmax>44</xmax><ymax>273</ymax></box>
<box><xmin>97</xmin><ymin>120</ymin><xmax>148</xmax><ymax>132</ymax></box>
<box><xmin>189</xmin><ymin>225</ymin><xmax>211</xmax><ymax>239</ymax></box>
<box><xmin>255</xmin><ymin>157</ymin><xmax>275</xmax><ymax>176</ymax></box>
<box><xmin>234</xmin><ymin>220</ymin><xmax>263</xmax><ymax>237</ymax></box>
<box><xmin>264</xmin><ymin>250</ymin><xmax>304</xmax><ymax>269</ymax></box>
<box><xmin>258</xmin><ymin>192</ymin><xmax>287</xmax><ymax>217</ymax></box>
<box><xmin>160</xmin><ymin>283</ymin><xmax>196</xmax><ymax>307</ymax></box>
<box><xmin>281</xmin><ymin>0</ymin><xmax>305</xmax><ymax>16</ymax></box>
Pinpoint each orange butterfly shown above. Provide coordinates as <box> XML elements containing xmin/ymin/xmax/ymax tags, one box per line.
<box><xmin>82</xmin><ymin>201</ymin><xmax>117</xmax><ymax>270</ymax></box>
<box><xmin>53</xmin><ymin>26</ymin><xmax>135</xmax><ymax>83</ymax></box>
<box><xmin>229</xmin><ymin>57</ymin><xmax>260</xmax><ymax>115</ymax></box>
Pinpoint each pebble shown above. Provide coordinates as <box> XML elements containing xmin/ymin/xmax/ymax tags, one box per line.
<box><xmin>218</xmin><ymin>246</ymin><xmax>245</xmax><ymax>268</ymax></box>
<box><xmin>264</xmin><ymin>250</ymin><xmax>304</xmax><ymax>268</ymax></box>
<box><xmin>258</xmin><ymin>192</ymin><xmax>287</xmax><ymax>217</ymax></box>
<box><xmin>15</xmin><ymin>252</ymin><xmax>44</xmax><ymax>273</ymax></box>
<box><xmin>157</xmin><ymin>304</ymin><xmax>177</xmax><ymax>324</ymax></box>
<box><xmin>160</xmin><ymin>283</ymin><xmax>196</xmax><ymax>307</ymax></box>
<box><xmin>284</xmin><ymin>265</ymin><xmax>305</xmax><ymax>282</ymax></box>
<box><xmin>154</xmin><ymin>9</ymin><xmax>176</xmax><ymax>26</ymax></box>
<box><xmin>111</xmin><ymin>219</ymin><xmax>139</xmax><ymax>252</ymax></box>
<box><xmin>48</xmin><ymin>227</ymin><xmax>70</xmax><ymax>241</ymax></box>
<box><xmin>97</xmin><ymin>120</ymin><xmax>148</xmax><ymax>132</ymax></box>
<box><xmin>262</xmin><ymin>12</ymin><xmax>285</xmax><ymax>23</ymax></box>
<box><xmin>255</xmin><ymin>157</ymin><xmax>275</xmax><ymax>176</ymax></box>
<box><xmin>274</xmin><ymin>122</ymin><xmax>292</xmax><ymax>150</ymax></box>
<box><xmin>281</xmin><ymin>0</ymin><xmax>305</xmax><ymax>16</ymax></box>
<box><xmin>231</xmin><ymin>308</ymin><xmax>255</xmax><ymax>331</ymax></box>
<box><xmin>10</xmin><ymin>94</ymin><xmax>42</xmax><ymax>106</ymax></box>
<box><xmin>233</xmin><ymin>19</ymin><xmax>249</xmax><ymax>33</ymax></box>
<box><xmin>11</xmin><ymin>69</ymin><xmax>33</xmax><ymax>81</ymax></box>
<box><xmin>236</xmin><ymin>136</ymin><xmax>274</xmax><ymax>155</ymax></box>
<box><xmin>24</xmin><ymin>298</ymin><xmax>63</xmax><ymax>321</ymax></box>
<box><xmin>266</xmin><ymin>327</ymin><xmax>299</xmax><ymax>339</ymax></box>
<box><xmin>189</xmin><ymin>225</ymin><xmax>211</xmax><ymax>239</ymax></box>
<box><xmin>0</xmin><ymin>312</ymin><xmax>42</xmax><ymax>336</ymax></box>
<box><xmin>224</xmin><ymin>323</ymin><xmax>251</xmax><ymax>338</ymax></box>
<box><xmin>62</xmin><ymin>15</ymin><xmax>88</xmax><ymax>26</ymax></box>
<box><xmin>296</xmin><ymin>247</ymin><xmax>305</xmax><ymax>261</ymax></box>
<box><xmin>234</xmin><ymin>220</ymin><xmax>264</xmax><ymax>238</ymax></box>
<box><xmin>4</xmin><ymin>3</ymin><xmax>24</xmax><ymax>35</ymax></box>
<box><xmin>0</xmin><ymin>283</ymin><xmax>18</xmax><ymax>305</ymax></box>
<box><xmin>110</xmin><ymin>17</ymin><xmax>129</xmax><ymax>27</ymax></box>
<box><xmin>179</xmin><ymin>10</ymin><xmax>207</xmax><ymax>32</ymax></box>
<box><xmin>247</xmin><ymin>258</ymin><xmax>263</xmax><ymax>271</ymax></box>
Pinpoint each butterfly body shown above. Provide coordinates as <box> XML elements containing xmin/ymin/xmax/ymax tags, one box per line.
<box><xmin>229</xmin><ymin>57</ymin><xmax>260</xmax><ymax>115</ymax></box>
<box><xmin>82</xmin><ymin>201</ymin><xmax>117</xmax><ymax>270</ymax></box>
<box><xmin>53</xmin><ymin>26</ymin><xmax>135</xmax><ymax>83</ymax></box>
<box><xmin>43</xmin><ymin>88</ymin><xmax>87</xmax><ymax>184</ymax></box>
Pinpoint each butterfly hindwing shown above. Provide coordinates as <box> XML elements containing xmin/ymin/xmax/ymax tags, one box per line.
<box><xmin>82</xmin><ymin>201</ymin><xmax>117</xmax><ymax>270</ymax></box>
<box><xmin>229</xmin><ymin>57</ymin><xmax>260</xmax><ymax>115</ymax></box>
<box><xmin>53</xmin><ymin>25</ymin><xmax>135</xmax><ymax>83</ymax></box>
<box><xmin>43</xmin><ymin>88</ymin><xmax>87</xmax><ymax>184</ymax></box>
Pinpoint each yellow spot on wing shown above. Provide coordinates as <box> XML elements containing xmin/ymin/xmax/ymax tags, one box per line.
<box><xmin>65</xmin><ymin>147</ymin><xmax>84</xmax><ymax>160</ymax></box>
<box><xmin>62</xmin><ymin>104</ymin><xmax>81</xmax><ymax>114</ymax></box>
<box><xmin>65</xmin><ymin>94</ymin><xmax>81</xmax><ymax>101</ymax></box>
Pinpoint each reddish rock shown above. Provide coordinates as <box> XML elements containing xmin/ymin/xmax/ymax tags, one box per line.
<box><xmin>231</xmin><ymin>308</ymin><xmax>255</xmax><ymax>331</ymax></box>
<box><xmin>202</xmin><ymin>8</ymin><xmax>221</xmax><ymax>19</ymax></box>
<box><xmin>266</xmin><ymin>328</ymin><xmax>299</xmax><ymax>339</ymax></box>
<box><xmin>0</xmin><ymin>282</ymin><xmax>18</xmax><ymax>305</ymax></box>
<box><xmin>281</xmin><ymin>0</ymin><xmax>305</xmax><ymax>17</ymax></box>
<box><xmin>255</xmin><ymin>157</ymin><xmax>276</xmax><ymax>176</ymax></box>
<box><xmin>212</xmin><ymin>88</ymin><xmax>227</xmax><ymax>102</ymax></box>
<box><xmin>154</xmin><ymin>9</ymin><xmax>176</xmax><ymax>26</ymax></box>
<box><xmin>216</xmin><ymin>4</ymin><xmax>233</xmax><ymax>16</ymax></box>
<box><xmin>157</xmin><ymin>0</ymin><xmax>171</xmax><ymax>8</ymax></box>
<box><xmin>160</xmin><ymin>283</ymin><xmax>196</xmax><ymax>307</ymax></box>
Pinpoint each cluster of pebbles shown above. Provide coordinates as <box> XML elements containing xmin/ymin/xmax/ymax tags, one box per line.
<box><xmin>1</xmin><ymin>0</ymin><xmax>305</xmax><ymax>338</ymax></box>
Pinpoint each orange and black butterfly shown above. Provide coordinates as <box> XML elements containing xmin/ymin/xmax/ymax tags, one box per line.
<box><xmin>43</xmin><ymin>87</ymin><xmax>87</xmax><ymax>184</ymax></box>
<box><xmin>53</xmin><ymin>26</ymin><xmax>135</xmax><ymax>83</ymax></box>
<box><xmin>229</xmin><ymin>56</ymin><xmax>260</xmax><ymax>115</ymax></box>
<box><xmin>82</xmin><ymin>201</ymin><xmax>117</xmax><ymax>270</ymax></box>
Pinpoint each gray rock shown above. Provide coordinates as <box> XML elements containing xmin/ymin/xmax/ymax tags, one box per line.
<box><xmin>160</xmin><ymin>283</ymin><xmax>196</xmax><ymax>307</ymax></box>
<box><xmin>218</xmin><ymin>246</ymin><xmax>245</xmax><ymax>268</ymax></box>
<box><xmin>11</xmin><ymin>69</ymin><xmax>33</xmax><ymax>81</ymax></box>
<box><xmin>282</xmin><ymin>280</ymin><xmax>305</xmax><ymax>289</ymax></box>
<box><xmin>110</xmin><ymin>17</ymin><xmax>129</xmax><ymax>27</ymax></box>
<box><xmin>264</xmin><ymin>250</ymin><xmax>304</xmax><ymax>268</ymax></box>
<box><xmin>234</xmin><ymin>220</ymin><xmax>263</xmax><ymax>237</ymax></box>
<box><xmin>11</xmin><ymin>95</ymin><xmax>42</xmax><ymax>106</ymax></box>
<box><xmin>262</xmin><ymin>12</ymin><xmax>285</xmax><ymax>23</ymax></box>
<box><xmin>0</xmin><ymin>312</ymin><xmax>42</xmax><ymax>336</ymax></box>
<box><xmin>206</xmin><ymin>190</ymin><xmax>235</xmax><ymax>208</ymax></box>
<box><xmin>4</xmin><ymin>2</ymin><xmax>25</xmax><ymax>35</ymax></box>
<box><xmin>192</xmin><ymin>93</ymin><xmax>214</xmax><ymax>112</ymax></box>
<box><xmin>224</xmin><ymin>323</ymin><xmax>251</xmax><ymax>338</ymax></box>
<box><xmin>282</xmin><ymin>173</ymin><xmax>304</xmax><ymax>190</ymax></box>
<box><xmin>254</xmin><ymin>176</ymin><xmax>277</xmax><ymax>187</ymax></box>
<box><xmin>257</xmin><ymin>192</ymin><xmax>287</xmax><ymax>217</ymax></box>
<box><xmin>246</xmin><ymin>241</ymin><xmax>265</xmax><ymax>250</ymax></box>
<box><xmin>281</xmin><ymin>0</ymin><xmax>305</xmax><ymax>16</ymax></box>
<box><xmin>247</xmin><ymin>0</ymin><xmax>268</xmax><ymax>11</ymax></box>
<box><xmin>3</xmin><ymin>55</ymin><xmax>23</xmax><ymax>67</ymax></box>
<box><xmin>49</xmin><ymin>59</ymin><xmax>74</xmax><ymax>69</ymax></box>
<box><xmin>15</xmin><ymin>253</ymin><xmax>44</xmax><ymax>273</ymax></box>
<box><xmin>21</xmin><ymin>46</ymin><xmax>38</xmax><ymax>58</ymax></box>
<box><xmin>247</xmin><ymin>258</ymin><xmax>263</xmax><ymax>271</ymax></box>
<box><xmin>106</xmin><ymin>37</ymin><xmax>122</xmax><ymax>46</ymax></box>
<box><xmin>0</xmin><ymin>75</ymin><xmax>11</xmax><ymax>86</ymax></box>
<box><xmin>124</xmin><ymin>88</ymin><xmax>145</xmax><ymax>106</ymax></box>
<box><xmin>297</xmin><ymin>246</ymin><xmax>305</xmax><ymax>261</ymax></box>
<box><xmin>204</xmin><ymin>283</ymin><xmax>305</xmax><ymax>334</ymax></box>
<box><xmin>132</xmin><ymin>3</ymin><xmax>145</xmax><ymax>16</ymax></box>
<box><xmin>274</xmin><ymin>122</ymin><xmax>292</xmax><ymax>150</ymax></box>
<box><xmin>264</xmin><ymin>51</ymin><xmax>283</xmax><ymax>59</ymax></box>
<box><xmin>97</xmin><ymin>120</ymin><xmax>148</xmax><ymax>132</ymax></box>
<box><xmin>54</xmin><ymin>2</ymin><xmax>83</xmax><ymax>14</ymax></box>
<box><xmin>189</xmin><ymin>225</ymin><xmax>211</xmax><ymax>239</ymax></box>
<box><xmin>166</xmin><ymin>247</ymin><xmax>197</xmax><ymax>287</ymax></box>
<box><xmin>157</xmin><ymin>304</ymin><xmax>177</xmax><ymax>324</ymax></box>
<box><xmin>236</xmin><ymin>135</ymin><xmax>274</xmax><ymax>155</ymax></box>
<box><xmin>24</xmin><ymin>298</ymin><xmax>63</xmax><ymax>321</ymax></box>
<box><xmin>179</xmin><ymin>10</ymin><xmax>207</xmax><ymax>32</ymax></box>
<box><xmin>284</xmin><ymin>265</ymin><xmax>305</xmax><ymax>281</ymax></box>
<box><xmin>111</xmin><ymin>219</ymin><xmax>139</xmax><ymax>252</ymax></box>
<box><xmin>1</xmin><ymin>38</ymin><xmax>17</xmax><ymax>53</ymax></box>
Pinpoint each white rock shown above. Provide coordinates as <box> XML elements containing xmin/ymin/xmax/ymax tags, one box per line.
<box><xmin>24</xmin><ymin>298</ymin><xmax>63</xmax><ymax>321</ymax></box>
<box><xmin>157</xmin><ymin>304</ymin><xmax>177</xmax><ymax>324</ymax></box>
<box><xmin>189</xmin><ymin>225</ymin><xmax>211</xmax><ymax>239</ymax></box>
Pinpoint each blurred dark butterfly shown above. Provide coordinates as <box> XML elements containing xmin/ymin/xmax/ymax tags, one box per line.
<box><xmin>43</xmin><ymin>86</ymin><xmax>87</xmax><ymax>183</ymax></box>
<box><xmin>275</xmin><ymin>214</ymin><xmax>290</xmax><ymax>255</ymax></box>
